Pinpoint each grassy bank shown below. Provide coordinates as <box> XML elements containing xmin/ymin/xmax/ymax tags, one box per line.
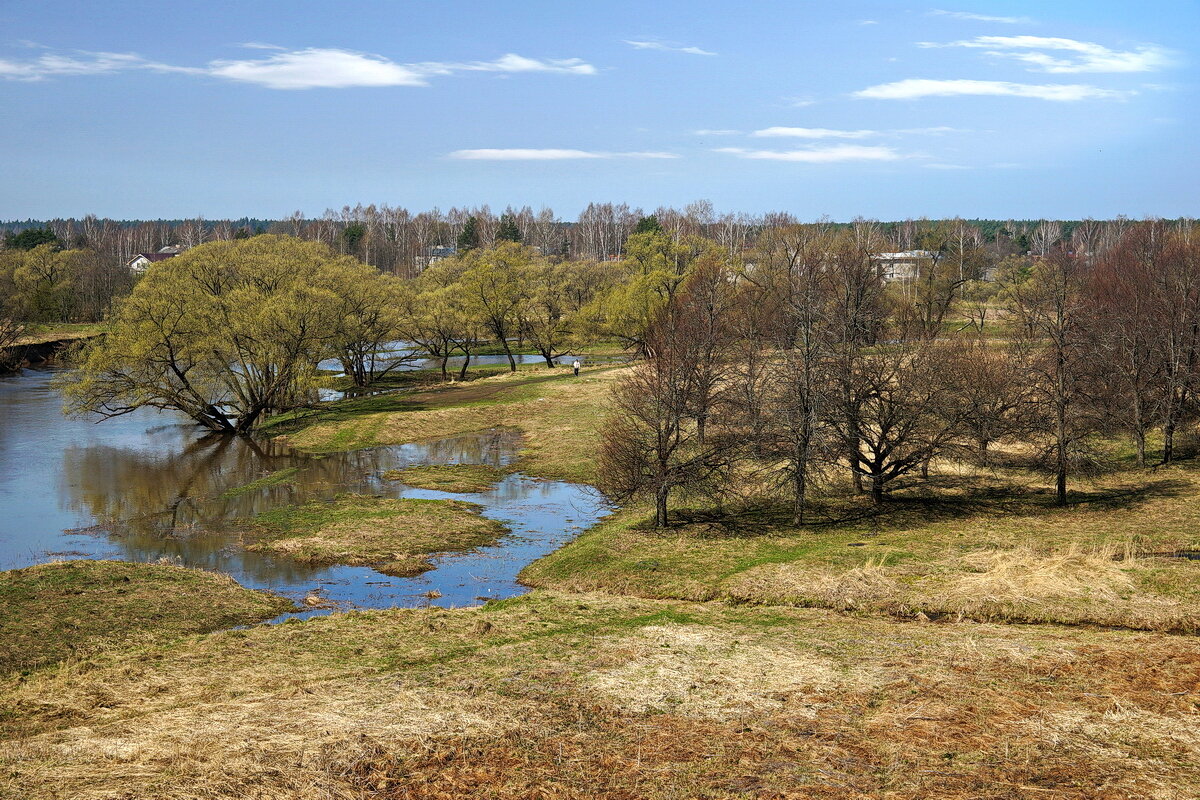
<box><xmin>3</xmin><ymin>590</ymin><xmax>1198</xmax><ymax>798</ymax></box>
<box><xmin>522</xmin><ymin>467</ymin><xmax>1200</xmax><ymax>632</ymax></box>
<box><xmin>246</xmin><ymin>494</ymin><xmax>510</xmax><ymax>576</ymax></box>
<box><xmin>383</xmin><ymin>463</ymin><xmax>506</xmax><ymax>493</ymax></box>
<box><xmin>0</xmin><ymin>560</ymin><xmax>293</xmax><ymax>674</ymax></box>
<box><xmin>269</xmin><ymin>364</ymin><xmax>622</xmax><ymax>483</ymax></box>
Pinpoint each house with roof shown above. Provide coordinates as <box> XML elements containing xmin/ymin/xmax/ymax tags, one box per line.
<box><xmin>126</xmin><ymin>245</ymin><xmax>185</xmax><ymax>274</ymax></box>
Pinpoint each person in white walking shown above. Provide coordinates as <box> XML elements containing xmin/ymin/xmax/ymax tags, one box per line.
<box><xmin>572</xmin><ymin>359</ymin><xmax>581</xmax><ymax>377</ymax></box>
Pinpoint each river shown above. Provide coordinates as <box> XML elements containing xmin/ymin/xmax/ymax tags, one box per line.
<box><xmin>0</xmin><ymin>365</ymin><xmax>608</xmax><ymax>620</ymax></box>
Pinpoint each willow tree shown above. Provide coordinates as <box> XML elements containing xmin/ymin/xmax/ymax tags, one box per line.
<box><xmin>64</xmin><ymin>236</ymin><xmax>356</xmax><ymax>434</ymax></box>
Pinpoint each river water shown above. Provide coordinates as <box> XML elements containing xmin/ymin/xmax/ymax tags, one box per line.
<box><xmin>0</xmin><ymin>366</ymin><xmax>608</xmax><ymax>619</ymax></box>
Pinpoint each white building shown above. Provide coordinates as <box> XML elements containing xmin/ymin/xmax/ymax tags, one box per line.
<box><xmin>872</xmin><ymin>250</ymin><xmax>936</xmax><ymax>282</ymax></box>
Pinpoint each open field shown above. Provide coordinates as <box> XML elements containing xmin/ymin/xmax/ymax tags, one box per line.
<box><xmin>246</xmin><ymin>494</ymin><xmax>510</xmax><ymax>577</ymax></box>
<box><xmin>0</xmin><ymin>560</ymin><xmax>293</xmax><ymax>674</ymax></box>
<box><xmin>3</xmin><ymin>591</ymin><xmax>1199</xmax><ymax>799</ymax></box>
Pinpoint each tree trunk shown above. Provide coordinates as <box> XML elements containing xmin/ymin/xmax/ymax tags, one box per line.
<box><xmin>542</xmin><ymin>350</ymin><xmax>556</xmax><ymax>368</ymax></box>
<box><xmin>502</xmin><ymin>340</ymin><xmax>517</xmax><ymax>373</ymax></box>
<box><xmin>1134</xmin><ymin>428</ymin><xmax>1146</xmax><ymax>468</ymax></box>
<box><xmin>870</xmin><ymin>474</ymin><xmax>884</xmax><ymax>505</ymax></box>
<box><xmin>792</xmin><ymin>455</ymin><xmax>807</xmax><ymax>526</ymax></box>
<box><xmin>457</xmin><ymin>352</ymin><xmax>472</xmax><ymax>381</ymax></box>
<box><xmin>439</xmin><ymin>354</ymin><xmax>449</xmax><ymax>380</ymax></box>
<box><xmin>654</xmin><ymin>486</ymin><xmax>669</xmax><ymax>528</ymax></box>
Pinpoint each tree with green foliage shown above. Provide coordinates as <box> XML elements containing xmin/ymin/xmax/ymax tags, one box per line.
<box><xmin>633</xmin><ymin>215</ymin><xmax>663</xmax><ymax>235</ymax></box>
<box><xmin>327</xmin><ymin>263</ymin><xmax>412</xmax><ymax>387</ymax></box>
<box><xmin>456</xmin><ymin>216</ymin><xmax>481</xmax><ymax>252</ymax></box>
<box><xmin>64</xmin><ymin>236</ymin><xmax>358</xmax><ymax>433</ymax></box>
<box><xmin>342</xmin><ymin>222</ymin><xmax>367</xmax><ymax>253</ymax></box>
<box><xmin>4</xmin><ymin>227</ymin><xmax>59</xmax><ymax>251</ymax></box>
<box><xmin>496</xmin><ymin>214</ymin><xmax>523</xmax><ymax>243</ymax></box>
<box><xmin>457</xmin><ymin>243</ymin><xmax>532</xmax><ymax>372</ymax></box>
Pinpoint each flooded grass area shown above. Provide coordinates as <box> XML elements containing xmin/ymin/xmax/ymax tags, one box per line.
<box><xmin>246</xmin><ymin>494</ymin><xmax>511</xmax><ymax>577</ymax></box>
<box><xmin>0</xmin><ymin>366</ymin><xmax>609</xmax><ymax>618</ymax></box>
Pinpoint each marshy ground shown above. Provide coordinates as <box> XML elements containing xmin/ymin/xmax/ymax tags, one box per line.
<box><xmin>4</xmin><ymin>362</ymin><xmax>1200</xmax><ymax>798</ymax></box>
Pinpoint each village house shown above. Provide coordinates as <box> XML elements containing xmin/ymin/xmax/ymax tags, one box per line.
<box><xmin>126</xmin><ymin>244</ymin><xmax>186</xmax><ymax>274</ymax></box>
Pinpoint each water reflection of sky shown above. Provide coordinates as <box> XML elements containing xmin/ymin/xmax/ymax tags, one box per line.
<box><xmin>0</xmin><ymin>366</ymin><xmax>609</xmax><ymax>620</ymax></box>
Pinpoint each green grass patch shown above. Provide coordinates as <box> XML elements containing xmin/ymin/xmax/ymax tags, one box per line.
<box><xmin>246</xmin><ymin>493</ymin><xmax>510</xmax><ymax>576</ymax></box>
<box><xmin>0</xmin><ymin>560</ymin><xmax>293</xmax><ymax>674</ymax></box>
<box><xmin>383</xmin><ymin>463</ymin><xmax>506</xmax><ymax>493</ymax></box>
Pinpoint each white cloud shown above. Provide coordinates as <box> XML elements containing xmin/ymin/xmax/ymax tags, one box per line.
<box><xmin>237</xmin><ymin>42</ymin><xmax>287</xmax><ymax>51</ymax></box>
<box><xmin>625</xmin><ymin>40</ymin><xmax>716</xmax><ymax>56</ymax></box>
<box><xmin>923</xmin><ymin>163</ymin><xmax>972</xmax><ymax>169</ymax></box>
<box><xmin>0</xmin><ymin>46</ymin><xmax>598</xmax><ymax>88</ymax></box>
<box><xmin>450</xmin><ymin>149</ymin><xmax>677</xmax><ymax>160</ymax></box>
<box><xmin>859</xmin><ymin>20</ymin><xmax>879</xmax><ymax>25</ymax></box>
<box><xmin>693</xmin><ymin>129</ymin><xmax>742</xmax><ymax>136</ymax></box>
<box><xmin>208</xmin><ymin>48</ymin><xmax>428</xmax><ymax>89</ymax></box>
<box><xmin>854</xmin><ymin>78</ymin><xmax>1131</xmax><ymax>101</ymax></box>
<box><xmin>929</xmin><ymin>9</ymin><xmax>1033</xmax><ymax>24</ymax></box>
<box><xmin>715</xmin><ymin>145</ymin><xmax>903</xmax><ymax>163</ymax></box>
<box><xmin>752</xmin><ymin>126</ymin><xmax>877</xmax><ymax>139</ymax></box>
<box><xmin>926</xmin><ymin>35</ymin><xmax>1174</xmax><ymax>73</ymax></box>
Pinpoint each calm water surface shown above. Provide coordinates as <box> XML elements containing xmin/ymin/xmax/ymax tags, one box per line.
<box><xmin>0</xmin><ymin>366</ymin><xmax>608</xmax><ymax>620</ymax></box>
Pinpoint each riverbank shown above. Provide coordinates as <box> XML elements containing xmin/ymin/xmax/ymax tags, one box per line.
<box><xmin>1</xmin><ymin>326</ymin><xmax>102</xmax><ymax>373</ymax></box>
<box><xmin>0</xmin><ymin>559</ymin><xmax>293</xmax><ymax>674</ymax></box>
<box><xmin>6</xmin><ymin>359</ymin><xmax>1200</xmax><ymax>797</ymax></box>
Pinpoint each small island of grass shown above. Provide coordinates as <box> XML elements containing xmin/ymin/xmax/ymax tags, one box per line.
<box><xmin>382</xmin><ymin>463</ymin><xmax>505</xmax><ymax>493</ymax></box>
<box><xmin>246</xmin><ymin>493</ymin><xmax>509</xmax><ymax>576</ymax></box>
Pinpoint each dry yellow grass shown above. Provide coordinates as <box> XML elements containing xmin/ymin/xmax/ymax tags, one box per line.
<box><xmin>4</xmin><ymin>592</ymin><xmax>1200</xmax><ymax>799</ymax></box>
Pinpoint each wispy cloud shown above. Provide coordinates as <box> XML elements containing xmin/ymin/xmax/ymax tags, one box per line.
<box><xmin>449</xmin><ymin>149</ymin><xmax>678</xmax><ymax>160</ymax></box>
<box><xmin>923</xmin><ymin>35</ymin><xmax>1174</xmax><ymax>73</ymax></box>
<box><xmin>693</xmin><ymin>129</ymin><xmax>742</xmax><ymax>136</ymax></box>
<box><xmin>746</xmin><ymin>126</ymin><xmax>969</xmax><ymax>139</ymax></box>
<box><xmin>624</xmin><ymin>40</ymin><xmax>716</xmax><ymax>56</ymax></box>
<box><xmin>0</xmin><ymin>50</ymin><xmax>173</xmax><ymax>80</ymax></box>
<box><xmin>752</xmin><ymin>127</ymin><xmax>876</xmax><ymax>139</ymax></box>
<box><xmin>715</xmin><ymin>145</ymin><xmax>903</xmax><ymax>163</ymax></box>
<box><xmin>855</xmin><ymin>78</ymin><xmax>1131</xmax><ymax>101</ymax></box>
<box><xmin>929</xmin><ymin>9</ymin><xmax>1033</xmax><ymax>24</ymax></box>
<box><xmin>0</xmin><ymin>46</ymin><xmax>598</xmax><ymax>89</ymax></box>
<box><xmin>237</xmin><ymin>42</ymin><xmax>287</xmax><ymax>51</ymax></box>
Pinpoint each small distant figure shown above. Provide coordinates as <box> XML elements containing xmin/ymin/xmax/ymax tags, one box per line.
<box><xmin>572</xmin><ymin>359</ymin><xmax>581</xmax><ymax>377</ymax></box>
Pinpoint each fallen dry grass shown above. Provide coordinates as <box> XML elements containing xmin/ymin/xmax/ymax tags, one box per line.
<box><xmin>3</xmin><ymin>592</ymin><xmax>1200</xmax><ymax>799</ymax></box>
<box><xmin>721</xmin><ymin>543</ymin><xmax>1200</xmax><ymax>632</ymax></box>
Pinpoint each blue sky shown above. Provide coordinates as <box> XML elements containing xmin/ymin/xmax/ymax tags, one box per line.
<box><xmin>1</xmin><ymin>1</ymin><xmax>1196</xmax><ymax>220</ymax></box>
